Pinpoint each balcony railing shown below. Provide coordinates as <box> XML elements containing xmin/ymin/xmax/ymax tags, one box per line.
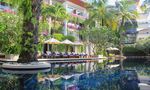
<box><xmin>70</xmin><ymin>13</ymin><xmax>88</xmax><ymax>19</ymax></box>
<box><xmin>0</xmin><ymin>4</ymin><xmax>16</xmax><ymax>14</ymax></box>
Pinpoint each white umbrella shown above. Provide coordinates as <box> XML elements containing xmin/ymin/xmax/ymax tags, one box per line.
<box><xmin>45</xmin><ymin>38</ymin><xmax>61</xmax><ymax>44</ymax></box>
<box><xmin>106</xmin><ymin>47</ymin><xmax>119</xmax><ymax>51</ymax></box>
<box><xmin>61</xmin><ymin>39</ymin><xmax>73</xmax><ymax>52</ymax></box>
<box><xmin>44</xmin><ymin>38</ymin><xmax>61</xmax><ymax>52</ymax></box>
<box><xmin>61</xmin><ymin>39</ymin><xmax>73</xmax><ymax>45</ymax></box>
<box><xmin>61</xmin><ymin>75</ymin><xmax>74</xmax><ymax>80</ymax></box>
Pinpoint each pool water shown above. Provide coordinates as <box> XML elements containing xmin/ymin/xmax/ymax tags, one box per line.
<box><xmin>0</xmin><ymin>62</ymin><xmax>122</xmax><ymax>90</ymax></box>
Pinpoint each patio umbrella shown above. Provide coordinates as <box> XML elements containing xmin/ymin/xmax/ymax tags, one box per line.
<box><xmin>61</xmin><ymin>39</ymin><xmax>73</xmax><ymax>45</ymax></box>
<box><xmin>61</xmin><ymin>39</ymin><xmax>73</xmax><ymax>52</ymax></box>
<box><xmin>106</xmin><ymin>47</ymin><xmax>120</xmax><ymax>55</ymax></box>
<box><xmin>45</xmin><ymin>38</ymin><xmax>61</xmax><ymax>44</ymax></box>
<box><xmin>73</xmin><ymin>41</ymin><xmax>84</xmax><ymax>53</ymax></box>
<box><xmin>106</xmin><ymin>47</ymin><xmax>119</xmax><ymax>51</ymax></box>
<box><xmin>44</xmin><ymin>38</ymin><xmax>61</xmax><ymax>52</ymax></box>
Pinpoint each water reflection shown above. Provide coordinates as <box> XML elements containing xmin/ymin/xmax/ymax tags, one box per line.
<box><xmin>0</xmin><ymin>58</ymin><xmax>139</xmax><ymax>90</ymax></box>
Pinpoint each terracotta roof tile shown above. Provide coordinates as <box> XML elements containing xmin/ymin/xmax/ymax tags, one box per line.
<box><xmin>67</xmin><ymin>0</ymin><xmax>86</xmax><ymax>8</ymax></box>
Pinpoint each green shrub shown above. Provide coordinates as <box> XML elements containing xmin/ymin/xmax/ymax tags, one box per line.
<box><xmin>0</xmin><ymin>12</ymin><xmax>22</xmax><ymax>54</ymax></box>
<box><xmin>123</xmin><ymin>45</ymin><xmax>145</xmax><ymax>56</ymax></box>
<box><xmin>63</xmin><ymin>35</ymin><xmax>75</xmax><ymax>42</ymax></box>
<box><xmin>53</xmin><ymin>33</ymin><xmax>64</xmax><ymax>41</ymax></box>
<box><xmin>0</xmin><ymin>75</ymin><xmax>19</xmax><ymax>90</ymax></box>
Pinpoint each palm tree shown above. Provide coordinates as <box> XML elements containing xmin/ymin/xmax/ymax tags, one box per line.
<box><xmin>81</xmin><ymin>0</ymin><xmax>119</xmax><ymax>55</ymax></box>
<box><xmin>42</xmin><ymin>2</ymin><xmax>69</xmax><ymax>35</ymax></box>
<box><xmin>85</xmin><ymin>0</ymin><xmax>118</xmax><ymax>30</ymax></box>
<box><xmin>7</xmin><ymin>0</ymin><xmax>42</xmax><ymax>63</ymax></box>
<box><xmin>116</xmin><ymin>0</ymin><xmax>138</xmax><ymax>35</ymax></box>
<box><xmin>116</xmin><ymin>0</ymin><xmax>138</xmax><ymax>69</ymax></box>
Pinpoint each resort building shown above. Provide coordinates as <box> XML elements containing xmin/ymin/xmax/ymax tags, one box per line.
<box><xmin>0</xmin><ymin>1</ymin><xmax>16</xmax><ymax>14</ymax></box>
<box><xmin>136</xmin><ymin>0</ymin><xmax>150</xmax><ymax>41</ymax></box>
<box><xmin>43</xmin><ymin>0</ymin><xmax>93</xmax><ymax>55</ymax></box>
<box><xmin>44</xmin><ymin>0</ymin><xmax>88</xmax><ymax>38</ymax></box>
<box><xmin>136</xmin><ymin>28</ymin><xmax>150</xmax><ymax>40</ymax></box>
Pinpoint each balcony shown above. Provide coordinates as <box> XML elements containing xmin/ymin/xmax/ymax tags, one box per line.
<box><xmin>0</xmin><ymin>4</ymin><xmax>16</xmax><ymax>14</ymax></box>
<box><xmin>70</xmin><ymin>13</ymin><xmax>87</xmax><ymax>20</ymax></box>
<box><xmin>67</xmin><ymin>22</ymin><xmax>82</xmax><ymax>30</ymax></box>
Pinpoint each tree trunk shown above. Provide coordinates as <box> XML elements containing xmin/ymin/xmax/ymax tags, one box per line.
<box><xmin>17</xmin><ymin>0</ymin><xmax>42</xmax><ymax>63</ymax></box>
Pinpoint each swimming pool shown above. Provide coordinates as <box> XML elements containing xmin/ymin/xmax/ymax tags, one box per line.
<box><xmin>0</xmin><ymin>61</ymin><xmax>123</xmax><ymax>90</ymax></box>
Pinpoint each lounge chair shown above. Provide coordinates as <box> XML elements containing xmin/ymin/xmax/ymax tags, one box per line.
<box><xmin>62</xmin><ymin>52</ymin><xmax>69</xmax><ymax>58</ymax></box>
<box><xmin>53</xmin><ymin>52</ymin><xmax>62</xmax><ymax>58</ymax></box>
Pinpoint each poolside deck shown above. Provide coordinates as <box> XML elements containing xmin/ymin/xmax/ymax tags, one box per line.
<box><xmin>0</xmin><ymin>57</ymin><xmax>106</xmax><ymax>64</ymax></box>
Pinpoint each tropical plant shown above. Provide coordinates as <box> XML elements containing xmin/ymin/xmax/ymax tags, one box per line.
<box><xmin>116</xmin><ymin>0</ymin><xmax>138</xmax><ymax>38</ymax></box>
<box><xmin>81</xmin><ymin>27</ymin><xmax>116</xmax><ymax>55</ymax></box>
<box><xmin>0</xmin><ymin>75</ymin><xmax>19</xmax><ymax>90</ymax></box>
<box><xmin>42</xmin><ymin>2</ymin><xmax>69</xmax><ymax>35</ymax></box>
<box><xmin>6</xmin><ymin>0</ymin><xmax>42</xmax><ymax>63</ymax></box>
<box><xmin>53</xmin><ymin>33</ymin><xmax>64</xmax><ymax>41</ymax></box>
<box><xmin>63</xmin><ymin>35</ymin><xmax>75</xmax><ymax>42</ymax></box>
<box><xmin>135</xmin><ymin>37</ymin><xmax>150</xmax><ymax>55</ymax></box>
<box><xmin>0</xmin><ymin>12</ymin><xmax>22</xmax><ymax>54</ymax></box>
<box><xmin>123</xmin><ymin>44</ymin><xmax>146</xmax><ymax>56</ymax></box>
<box><xmin>81</xmin><ymin>0</ymin><xmax>121</xmax><ymax>55</ymax></box>
<box><xmin>85</xmin><ymin>0</ymin><xmax>118</xmax><ymax>30</ymax></box>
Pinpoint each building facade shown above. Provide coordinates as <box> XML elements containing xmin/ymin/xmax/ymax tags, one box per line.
<box><xmin>43</xmin><ymin>0</ymin><xmax>88</xmax><ymax>39</ymax></box>
<box><xmin>136</xmin><ymin>0</ymin><xmax>150</xmax><ymax>41</ymax></box>
<box><xmin>43</xmin><ymin>0</ymin><xmax>92</xmax><ymax>54</ymax></box>
<box><xmin>136</xmin><ymin>28</ymin><xmax>150</xmax><ymax>40</ymax></box>
<box><xmin>0</xmin><ymin>1</ymin><xmax>16</xmax><ymax>14</ymax></box>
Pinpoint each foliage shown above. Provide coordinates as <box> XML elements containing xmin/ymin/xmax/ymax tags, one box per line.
<box><xmin>82</xmin><ymin>0</ymin><xmax>138</xmax><ymax>56</ymax></box>
<box><xmin>0</xmin><ymin>12</ymin><xmax>22</xmax><ymax>54</ymax></box>
<box><xmin>123</xmin><ymin>37</ymin><xmax>150</xmax><ymax>56</ymax></box>
<box><xmin>42</xmin><ymin>2</ymin><xmax>69</xmax><ymax>21</ymax></box>
<box><xmin>85</xmin><ymin>0</ymin><xmax>118</xmax><ymax>31</ymax></box>
<box><xmin>39</xmin><ymin>20</ymin><xmax>49</xmax><ymax>34</ymax></box>
<box><xmin>123</xmin><ymin>45</ymin><xmax>145</xmax><ymax>56</ymax></box>
<box><xmin>0</xmin><ymin>75</ymin><xmax>19</xmax><ymax>90</ymax></box>
<box><xmin>69</xmin><ymin>17</ymin><xmax>84</xmax><ymax>24</ymax></box>
<box><xmin>81</xmin><ymin>27</ymin><xmax>117</xmax><ymax>55</ymax></box>
<box><xmin>135</xmin><ymin>37</ymin><xmax>150</xmax><ymax>55</ymax></box>
<box><xmin>53</xmin><ymin>33</ymin><xmax>64</xmax><ymax>41</ymax></box>
<box><xmin>123</xmin><ymin>61</ymin><xmax>150</xmax><ymax>76</ymax></box>
<box><xmin>116</xmin><ymin>0</ymin><xmax>138</xmax><ymax>34</ymax></box>
<box><xmin>4</xmin><ymin>0</ymin><xmax>43</xmax><ymax>62</ymax></box>
<box><xmin>42</xmin><ymin>2</ymin><xmax>69</xmax><ymax>34</ymax></box>
<box><xmin>63</xmin><ymin>35</ymin><xmax>75</xmax><ymax>42</ymax></box>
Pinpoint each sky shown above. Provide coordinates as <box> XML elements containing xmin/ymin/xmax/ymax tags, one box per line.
<box><xmin>107</xmin><ymin>0</ymin><xmax>118</xmax><ymax>6</ymax></box>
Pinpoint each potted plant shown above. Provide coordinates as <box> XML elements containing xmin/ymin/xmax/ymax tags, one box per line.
<box><xmin>0</xmin><ymin>12</ymin><xmax>22</xmax><ymax>60</ymax></box>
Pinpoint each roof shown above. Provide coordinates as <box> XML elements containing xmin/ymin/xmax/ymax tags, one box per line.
<box><xmin>67</xmin><ymin>0</ymin><xmax>86</xmax><ymax>8</ymax></box>
<box><xmin>56</xmin><ymin>0</ymin><xmax>66</xmax><ymax>3</ymax></box>
<box><xmin>138</xmin><ymin>28</ymin><xmax>150</xmax><ymax>33</ymax></box>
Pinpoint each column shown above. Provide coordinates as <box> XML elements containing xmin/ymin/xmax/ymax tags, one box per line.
<box><xmin>63</xmin><ymin>20</ymin><xmax>68</xmax><ymax>36</ymax></box>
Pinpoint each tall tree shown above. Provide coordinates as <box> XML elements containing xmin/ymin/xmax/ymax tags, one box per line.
<box><xmin>42</xmin><ymin>2</ymin><xmax>69</xmax><ymax>35</ymax></box>
<box><xmin>116</xmin><ymin>0</ymin><xmax>138</xmax><ymax>69</ymax></box>
<box><xmin>7</xmin><ymin>0</ymin><xmax>42</xmax><ymax>63</ymax></box>
<box><xmin>85</xmin><ymin>0</ymin><xmax>118</xmax><ymax>30</ymax></box>
<box><xmin>81</xmin><ymin>27</ymin><xmax>116</xmax><ymax>55</ymax></box>
<box><xmin>116</xmin><ymin>0</ymin><xmax>138</xmax><ymax>37</ymax></box>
